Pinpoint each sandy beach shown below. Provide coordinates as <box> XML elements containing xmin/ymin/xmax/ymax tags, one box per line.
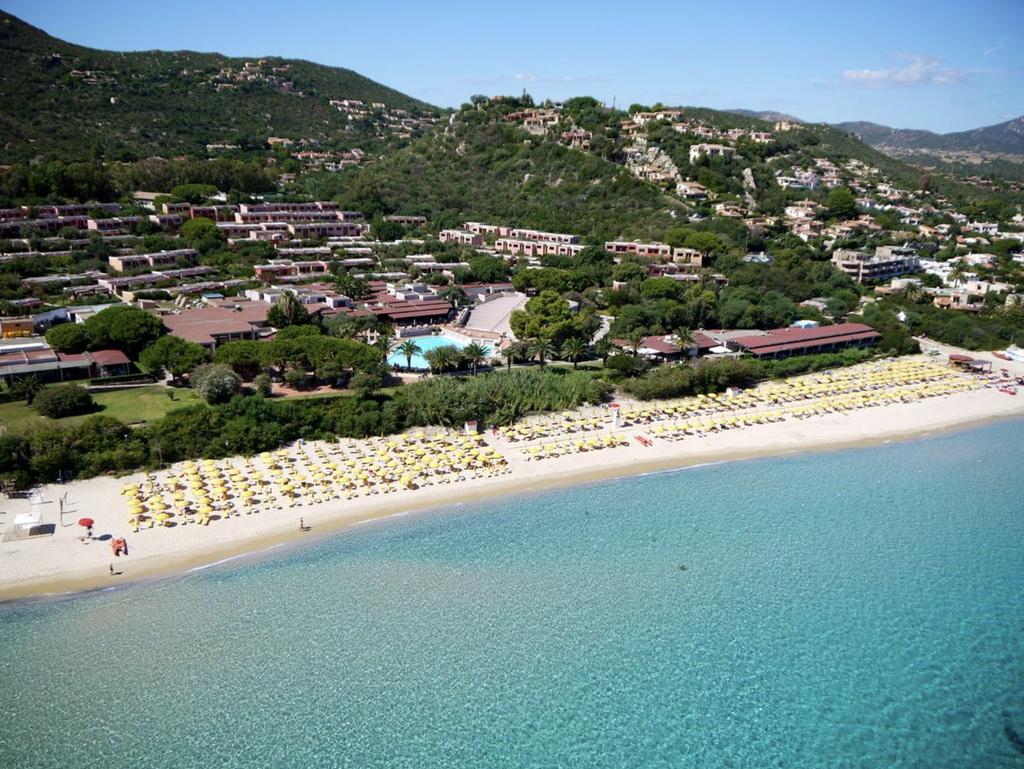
<box><xmin>2</xmin><ymin>351</ymin><xmax>1023</xmax><ymax>603</ymax></box>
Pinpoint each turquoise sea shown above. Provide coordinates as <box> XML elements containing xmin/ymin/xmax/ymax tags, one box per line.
<box><xmin>2</xmin><ymin>421</ymin><xmax>1023</xmax><ymax>768</ymax></box>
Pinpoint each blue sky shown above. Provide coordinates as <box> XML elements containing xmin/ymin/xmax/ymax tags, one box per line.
<box><xmin>3</xmin><ymin>0</ymin><xmax>1022</xmax><ymax>132</ymax></box>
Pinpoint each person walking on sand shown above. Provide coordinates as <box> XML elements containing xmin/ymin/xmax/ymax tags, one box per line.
<box><xmin>109</xmin><ymin>564</ymin><xmax>114</xmax><ymax>576</ymax></box>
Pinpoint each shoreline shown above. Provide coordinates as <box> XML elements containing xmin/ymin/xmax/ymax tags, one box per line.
<box><xmin>3</xmin><ymin>382</ymin><xmax>1022</xmax><ymax>605</ymax></box>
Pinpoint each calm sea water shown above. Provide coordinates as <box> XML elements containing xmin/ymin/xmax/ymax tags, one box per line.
<box><xmin>2</xmin><ymin>421</ymin><xmax>1023</xmax><ymax>769</ymax></box>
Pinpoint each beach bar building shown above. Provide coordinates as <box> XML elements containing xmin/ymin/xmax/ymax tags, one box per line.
<box><xmin>727</xmin><ymin>323</ymin><xmax>881</xmax><ymax>360</ymax></box>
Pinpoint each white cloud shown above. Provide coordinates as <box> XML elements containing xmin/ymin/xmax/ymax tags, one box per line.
<box><xmin>841</xmin><ymin>54</ymin><xmax>971</xmax><ymax>88</ymax></box>
<box><xmin>983</xmin><ymin>42</ymin><xmax>1005</xmax><ymax>57</ymax></box>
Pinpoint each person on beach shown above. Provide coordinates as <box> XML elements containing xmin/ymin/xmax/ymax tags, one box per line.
<box><xmin>109</xmin><ymin>564</ymin><xmax>114</xmax><ymax>576</ymax></box>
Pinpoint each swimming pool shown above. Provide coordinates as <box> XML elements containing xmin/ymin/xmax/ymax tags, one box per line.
<box><xmin>387</xmin><ymin>334</ymin><xmax>492</xmax><ymax>370</ymax></box>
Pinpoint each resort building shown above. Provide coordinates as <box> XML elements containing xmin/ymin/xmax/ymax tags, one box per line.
<box><xmin>108</xmin><ymin>249</ymin><xmax>197</xmax><ymax>272</ymax></box>
<box><xmin>689</xmin><ymin>144</ymin><xmax>736</xmax><ymax>163</ymax></box>
<box><xmin>439</xmin><ymin>229</ymin><xmax>483</xmax><ymax>247</ymax></box>
<box><xmin>831</xmin><ymin>247</ymin><xmax>920</xmax><ymax>284</ymax></box>
<box><xmin>158</xmin><ymin>301</ymin><xmax>271</xmax><ymax>350</ymax></box>
<box><xmin>728</xmin><ymin>323</ymin><xmax>881</xmax><ymax>359</ymax></box>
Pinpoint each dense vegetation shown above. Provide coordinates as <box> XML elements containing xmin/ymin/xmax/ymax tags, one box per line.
<box><xmin>314</xmin><ymin>100</ymin><xmax>681</xmax><ymax>240</ymax></box>
<box><xmin>0</xmin><ymin>11</ymin><xmax>438</xmax><ymax>162</ymax></box>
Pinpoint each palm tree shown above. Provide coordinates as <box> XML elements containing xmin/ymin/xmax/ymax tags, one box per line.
<box><xmin>948</xmin><ymin>262</ymin><xmax>969</xmax><ymax>288</ymax></box>
<box><xmin>397</xmin><ymin>339</ymin><xmax>422</xmax><ymax>371</ymax></box>
<box><xmin>898</xmin><ymin>283</ymin><xmax>927</xmax><ymax>304</ymax></box>
<box><xmin>594</xmin><ymin>336</ymin><xmax>613</xmax><ymax>367</ymax></box>
<box><xmin>462</xmin><ymin>342</ymin><xmax>488</xmax><ymax>375</ymax></box>
<box><xmin>374</xmin><ymin>323</ymin><xmax>396</xmax><ymax>363</ymax></box>
<box><xmin>998</xmin><ymin>294</ymin><xmax>1024</xmax><ymax>323</ymax></box>
<box><xmin>673</xmin><ymin>327</ymin><xmax>695</xmax><ymax>357</ymax></box>
<box><xmin>501</xmin><ymin>343</ymin><xmax>517</xmax><ymax>372</ymax></box>
<box><xmin>529</xmin><ymin>337</ymin><xmax>554</xmax><ymax>368</ymax></box>
<box><xmin>560</xmin><ymin>337</ymin><xmax>586</xmax><ymax>370</ymax></box>
<box><xmin>626</xmin><ymin>329</ymin><xmax>646</xmax><ymax>358</ymax></box>
<box><xmin>422</xmin><ymin>347</ymin><xmax>446</xmax><ymax>375</ymax></box>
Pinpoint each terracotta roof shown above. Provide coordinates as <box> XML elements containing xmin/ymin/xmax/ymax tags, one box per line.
<box><xmin>692</xmin><ymin>331</ymin><xmax>717</xmax><ymax>350</ymax></box>
<box><xmin>89</xmin><ymin>349</ymin><xmax>130</xmax><ymax>367</ymax></box>
<box><xmin>160</xmin><ymin>307</ymin><xmax>263</xmax><ymax>346</ymax></box>
<box><xmin>730</xmin><ymin>323</ymin><xmax>880</xmax><ymax>356</ymax></box>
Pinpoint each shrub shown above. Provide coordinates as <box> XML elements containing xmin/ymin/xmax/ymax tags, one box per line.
<box><xmin>32</xmin><ymin>384</ymin><xmax>95</xmax><ymax>418</ymax></box>
<box><xmin>253</xmin><ymin>373</ymin><xmax>273</xmax><ymax>397</ymax></box>
<box><xmin>605</xmin><ymin>354</ymin><xmax>643</xmax><ymax>379</ymax></box>
<box><xmin>190</xmin><ymin>363</ymin><xmax>242</xmax><ymax>404</ymax></box>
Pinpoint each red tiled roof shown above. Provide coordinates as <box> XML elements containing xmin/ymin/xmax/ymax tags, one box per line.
<box><xmin>89</xmin><ymin>349</ymin><xmax>130</xmax><ymax>366</ymax></box>
<box><xmin>160</xmin><ymin>307</ymin><xmax>263</xmax><ymax>346</ymax></box>
<box><xmin>57</xmin><ymin>352</ymin><xmax>90</xmax><ymax>364</ymax></box>
<box><xmin>731</xmin><ymin>323</ymin><xmax>880</xmax><ymax>356</ymax></box>
<box><xmin>692</xmin><ymin>331</ymin><xmax>717</xmax><ymax>350</ymax></box>
<box><xmin>731</xmin><ymin>323</ymin><xmax>879</xmax><ymax>351</ymax></box>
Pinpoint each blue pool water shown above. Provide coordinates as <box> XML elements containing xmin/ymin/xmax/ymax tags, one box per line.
<box><xmin>2</xmin><ymin>421</ymin><xmax>1023</xmax><ymax>768</ymax></box>
<box><xmin>386</xmin><ymin>333</ymin><xmax>491</xmax><ymax>370</ymax></box>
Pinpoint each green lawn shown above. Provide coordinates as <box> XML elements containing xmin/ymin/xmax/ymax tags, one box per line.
<box><xmin>0</xmin><ymin>385</ymin><xmax>205</xmax><ymax>432</ymax></box>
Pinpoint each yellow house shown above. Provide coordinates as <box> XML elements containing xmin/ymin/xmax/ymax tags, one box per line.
<box><xmin>0</xmin><ymin>317</ymin><xmax>33</xmax><ymax>338</ymax></box>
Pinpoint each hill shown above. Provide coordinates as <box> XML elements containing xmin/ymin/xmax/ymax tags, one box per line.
<box><xmin>298</xmin><ymin>96</ymin><xmax>978</xmax><ymax>245</ymax></box>
<box><xmin>0</xmin><ymin>11</ymin><xmax>440</xmax><ymax>163</ymax></box>
<box><xmin>834</xmin><ymin>116</ymin><xmax>1024</xmax><ymax>155</ymax></box>
<box><xmin>730</xmin><ymin>109</ymin><xmax>804</xmax><ymax>124</ymax></box>
<box><xmin>318</xmin><ymin>102</ymin><xmax>684</xmax><ymax>241</ymax></box>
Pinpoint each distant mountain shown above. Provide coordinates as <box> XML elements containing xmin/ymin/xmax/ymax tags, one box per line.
<box><xmin>0</xmin><ymin>11</ymin><xmax>440</xmax><ymax>162</ymax></box>
<box><xmin>834</xmin><ymin>117</ymin><xmax>1024</xmax><ymax>155</ymax></box>
<box><xmin>729</xmin><ymin>109</ymin><xmax>804</xmax><ymax>124</ymax></box>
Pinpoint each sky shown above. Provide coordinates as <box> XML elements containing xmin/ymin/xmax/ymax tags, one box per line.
<box><xmin>3</xmin><ymin>0</ymin><xmax>1022</xmax><ymax>133</ymax></box>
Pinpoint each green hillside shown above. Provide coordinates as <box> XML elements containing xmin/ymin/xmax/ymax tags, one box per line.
<box><xmin>0</xmin><ymin>11</ymin><xmax>440</xmax><ymax>163</ymax></box>
<box><xmin>320</xmin><ymin>104</ymin><xmax>684</xmax><ymax>241</ymax></box>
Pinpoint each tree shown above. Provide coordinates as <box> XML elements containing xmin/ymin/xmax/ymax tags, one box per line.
<box><xmin>374</xmin><ymin>324</ymin><xmax>397</xmax><ymax>364</ymax></box>
<box><xmin>594</xmin><ymin>336</ymin><xmax>613</xmax><ymax>366</ymax></box>
<box><xmin>213</xmin><ymin>340</ymin><xmax>265</xmax><ymax>380</ymax></box>
<box><xmin>468</xmin><ymin>254</ymin><xmax>511</xmax><ymax>283</ymax></box>
<box><xmin>825</xmin><ymin>187</ymin><xmax>858</xmax><ymax>221</ymax></box>
<box><xmin>397</xmin><ymin>339</ymin><xmax>422</xmax><ymax>371</ymax></box>
<box><xmin>998</xmin><ymin>294</ymin><xmax>1024</xmax><ymax>324</ymax></box>
<box><xmin>180</xmin><ymin>217</ymin><xmax>227</xmax><ymax>254</ymax></box>
<box><xmin>83</xmin><ymin>305</ymin><xmax>164</xmax><ymax>357</ymax></box>
<box><xmin>441</xmin><ymin>285</ymin><xmax>469</xmax><ymax>308</ymax></box>
<box><xmin>560</xmin><ymin>337</ymin><xmax>586</xmax><ymax>369</ymax></box>
<box><xmin>139</xmin><ymin>335</ymin><xmax>209</xmax><ymax>381</ymax></box>
<box><xmin>190</xmin><ymin>363</ymin><xmax>241</xmax><ymax>404</ymax></box>
<box><xmin>333</xmin><ymin>272</ymin><xmax>370</xmax><ymax>300</ymax></box>
<box><xmin>423</xmin><ymin>345</ymin><xmax>460</xmax><ymax>374</ymax></box>
<box><xmin>9</xmin><ymin>375</ymin><xmax>43</xmax><ymax>404</ymax></box>
<box><xmin>267</xmin><ymin>293</ymin><xmax>312</xmax><ymax>328</ymax></box>
<box><xmin>0</xmin><ymin>433</ymin><xmax>32</xmax><ymax>489</ymax></box>
<box><xmin>948</xmin><ymin>261</ymin><xmax>969</xmax><ymax>288</ymax></box>
<box><xmin>170</xmin><ymin>183</ymin><xmax>217</xmax><ymax>203</ymax></box>
<box><xmin>898</xmin><ymin>283</ymin><xmax>927</xmax><ymax>304</ymax></box>
<box><xmin>529</xmin><ymin>337</ymin><xmax>554</xmax><ymax>367</ymax></box>
<box><xmin>33</xmin><ymin>384</ymin><xmax>94</xmax><ymax>419</ymax></box>
<box><xmin>626</xmin><ymin>329</ymin><xmax>646</xmax><ymax>357</ymax></box>
<box><xmin>350</xmin><ymin>370</ymin><xmax>384</xmax><ymax>397</ymax></box>
<box><xmin>502</xmin><ymin>341</ymin><xmax>527</xmax><ymax>372</ymax></box>
<box><xmin>509</xmin><ymin>290</ymin><xmax>585</xmax><ymax>348</ymax></box>
<box><xmin>45</xmin><ymin>323</ymin><xmax>90</xmax><ymax>353</ymax></box>
<box><xmin>462</xmin><ymin>342</ymin><xmax>489</xmax><ymax>375</ymax></box>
